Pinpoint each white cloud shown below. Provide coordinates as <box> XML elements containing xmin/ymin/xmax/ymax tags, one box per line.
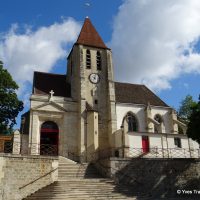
<box><xmin>0</xmin><ymin>18</ymin><xmax>81</xmax><ymax>96</ymax></box>
<box><xmin>110</xmin><ymin>0</ymin><xmax>200</xmax><ymax>91</ymax></box>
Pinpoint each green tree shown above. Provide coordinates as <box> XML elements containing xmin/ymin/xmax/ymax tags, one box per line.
<box><xmin>0</xmin><ymin>61</ymin><xmax>24</xmax><ymax>134</ymax></box>
<box><xmin>186</xmin><ymin>96</ymin><xmax>200</xmax><ymax>144</ymax></box>
<box><xmin>178</xmin><ymin>95</ymin><xmax>197</xmax><ymax>122</ymax></box>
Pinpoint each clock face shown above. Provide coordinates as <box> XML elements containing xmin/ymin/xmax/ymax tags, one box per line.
<box><xmin>89</xmin><ymin>73</ymin><xmax>100</xmax><ymax>84</ymax></box>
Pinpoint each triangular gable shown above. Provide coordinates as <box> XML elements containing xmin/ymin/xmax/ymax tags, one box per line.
<box><xmin>31</xmin><ymin>101</ymin><xmax>67</xmax><ymax>112</ymax></box>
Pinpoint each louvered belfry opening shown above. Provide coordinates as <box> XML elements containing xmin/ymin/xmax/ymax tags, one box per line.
<box><xmin>86</xmin><ymin>49</ymin><xmax>91</xmax><ymax>69</ymax></box>
<box><xmin>96</xmin><ymin>51</ymin><xmax>101</xmax><ymax>70</ymax></box>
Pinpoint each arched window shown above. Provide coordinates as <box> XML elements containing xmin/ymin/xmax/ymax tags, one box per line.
<box><xmin>86</xmin><ymin>49</ymin><xmax>91</xmax><ymax>69</ymax></box>
<box><xmin>154</xmin><ymin>114</ymin><xmax>162</xmax><ymax>133</ymax></box>
<box><xmin>127</xmin><ymin>112</ymin><xmax>138</xmax><ymax>132</ymax></box>
<box><xmin>96</xmin><ymin>51</ymin><xmax>101</xmax><ymax>70</ymax></box>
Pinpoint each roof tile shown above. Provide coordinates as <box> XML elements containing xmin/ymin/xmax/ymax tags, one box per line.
<box><xmin>115</xmin><ymin>82</ymin><xmax>169</xmax><ymax>107</ymax></box>
<box><xmin>76</xmin><ymin>17</ymin><xmax>108</xmax><ymax>49</ymax></box>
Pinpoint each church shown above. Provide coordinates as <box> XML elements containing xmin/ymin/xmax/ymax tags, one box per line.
<box><xmin>21</xmin><ymin>17</ymin><xmax>199</xmax><ymax>161</ymax></box>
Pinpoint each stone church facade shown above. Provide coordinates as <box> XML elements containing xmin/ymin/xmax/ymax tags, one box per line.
<box><xmin>21</xmin><ymin>17</ymin><xmax>199</xmax><ymax>161</ymax></box>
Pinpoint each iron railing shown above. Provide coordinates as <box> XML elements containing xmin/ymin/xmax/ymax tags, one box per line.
<box><xmin>63</xmin><ymin>147</ymin><xmax>200</xmax><ymax>163</ymax></box>
<box><xmin>0</xmin><ymin>140</ymin><xmax>13</xmax><ymax>153</ymax></box>
<box><xmin>0</xmin><ymin>141</ymin><xmax>58</xmax><ymax>156</ymax></box>
<box><xmin>1</xmin><ymin>141</ymin><xmax>200</xmax><ymax>160</ymax></box>
<box><xmin>123</xmin><ymin>147</ymin><xmax>200</xmax><ymax>159</ymax></box>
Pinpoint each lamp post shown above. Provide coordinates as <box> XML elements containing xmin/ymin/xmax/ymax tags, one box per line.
<box><xmin>120</xmin><ymin>125</ymin><xmax>125</xmax><ymax>158</ymax></box>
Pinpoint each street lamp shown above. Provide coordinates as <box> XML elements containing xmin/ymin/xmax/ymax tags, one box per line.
<box><xmin>120</xmin><ymin>124</ymin><xmax>125</xmax><ymax>158</ymax></box>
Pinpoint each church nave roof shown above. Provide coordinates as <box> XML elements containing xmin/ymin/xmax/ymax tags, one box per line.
<box><xmin>33</xmin><ymin>71</ymin><xmax>71</xmax><ymax>97</ymax></box>
<box><xmin>115</xmin><ymin>82</ymin><xmax>169</xmax><ymax>107</ymax></box>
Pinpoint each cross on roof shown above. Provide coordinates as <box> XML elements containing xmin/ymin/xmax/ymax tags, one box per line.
<box><xmin>49</xmin><ymin>90</ymin><xmax>54</xmax><ymax>98</ymax></box>
<box><xmin>84</xmin><ymin>1</ymin><xmax>91</xmax><ymax>19</ymax></box>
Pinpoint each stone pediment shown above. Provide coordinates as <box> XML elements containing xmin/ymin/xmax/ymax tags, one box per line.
<box><xmin>31</xmin><ymin>101</ymin><xmax>67</xmax><ymax>112</ymax></box>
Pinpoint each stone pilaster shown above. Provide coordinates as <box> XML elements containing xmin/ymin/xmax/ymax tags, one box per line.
<box><xmin>106</xmin><ymin>50</ymin><xmax>117</xmax><ymax>148</ymax></box>
<box><xmin>29</xmin><ymin>111</ymin><xmax>40</xmax><ymax>155</ymax></box>
<box><xmin>12</xmin><ymin>130</ymin><xmax>21</xmax><ymax>155</ymax></box>
<box><xmin>86</xmin><ymin>111</ymin><xmax>99</xmax><ymax>161</ymax></box>
<box><xmin>145</xmin><ymin>103</ymin><xmax>153</xmax><ymax>132</ymax></box>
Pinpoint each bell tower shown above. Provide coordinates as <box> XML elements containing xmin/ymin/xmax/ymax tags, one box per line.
<box><xmin>66</xmin><ymin>17</ymin><xmax>117</xmax><ymax>159</ymax></box>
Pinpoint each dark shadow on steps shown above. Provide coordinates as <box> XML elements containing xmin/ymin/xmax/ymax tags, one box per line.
<box><xmin>111</xmin><ymin>158</ymin><xmax>200</xmax><ymax>199</ymax></box>
<box><xmin>83</xmin><ymin>163</ymin><xmax>103</xmax><ymax>178</ymax></box>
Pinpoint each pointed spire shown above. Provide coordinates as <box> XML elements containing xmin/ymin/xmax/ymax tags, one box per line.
<box><xmin>76</xmin><ymin>17</ymin><xmax>108</xmax><ymax>49</ymax></box>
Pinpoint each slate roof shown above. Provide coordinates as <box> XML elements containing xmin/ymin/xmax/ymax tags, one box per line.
<box><xmin>75</xmin><ymin>17</ymin><xmax>108</xmax><ymax>49</ymax></box>
<box><xmin>115</xmin><ymin>82</ymin><xmax>169</xmax><ymax>107</ymax></box>
<box><xmin>33</xmin><ymin>71</ymin><xmax>71</xmax><ymax>97</ymax></box>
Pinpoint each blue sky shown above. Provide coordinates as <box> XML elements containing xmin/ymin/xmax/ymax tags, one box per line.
<box><xmin>0</xmin><ymin>0</ymin><xmax>200</xmax><ymax>129</ymax></box>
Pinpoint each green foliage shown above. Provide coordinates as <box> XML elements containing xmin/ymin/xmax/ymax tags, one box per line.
<box><xmin>0</xmin><ymin>61</ymin><xmax>24</xmax><ymax>133</ymax></box>
<box><xmin>178</xmin><ymin>95</ymin><xmax>197</xmax><ymax>122</ymax></box>
<box><xmin>187</xmin><ymin>96</ymin><xmax>200</xmax><ymax>144</ymax></box>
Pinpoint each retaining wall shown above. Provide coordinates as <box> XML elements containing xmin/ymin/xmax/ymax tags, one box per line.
<box><xmin>95</xmin><ymin>157</ymin><xmax>200</xmax><ymax>199</ymax></box>
<box><xmin>0</xmin><ymin>154</ymin><xmax>58</xmax><ymax>200</ymax></box>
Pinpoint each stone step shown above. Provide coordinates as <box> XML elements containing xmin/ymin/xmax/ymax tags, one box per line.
<box><xmin>58</xmin><ymin>167</ymin><xmax>90</xmax><ymax>170</ymax></box>
<box><xmin>58</xmin><ymin>172</ymin><xmax>100</xmax><ymax>175</ymax></box>
<box><xmin>58</xmin><ymin>171</ymin><xmax>96</xmax><ymax>174</ymax></box>
<box><xmin>58</xmin><ymin>166</ymin><xmax>88</xmax><ymax>168</ymax></box>
<box><xmin>27</xmin><ymin>192</ymin><xmax>132</xmax><ymax>196</ymax></box>
<box><xmin>58</xmin><ymin>163</ymin><xmax>88</xmax><ymax>166</ymax></box>
<box><xmin>58</xmin><ymin>168</ymin><xmax>97</xmax><ymax>171</ymax></box>
<box><xmin>24</xmin><ymin>158</ymin><xmax>136</xmax><ymax>200</ymax></box>
<box><xmin>27</xmin><ymin>197</ymin><xmax>135</xmax><ymax>200</ymax></box>
<box><xmin>37</xmin><ymin>185</ymin><xmax>118</xmax><ymax>189</ymax></box>
<box><xmin>27</xmin><ymin>194</ymin><xmax>135</xmax><ymax>198</ymax></box>
<box><xmin>58</xmin><ymin>171</ymin><xmax>98</xmax><ymax>174</ymax></box>
<box><xmin>58</xmin><ymin>174</ymin><xmax>102</xmax><ymax>177</ymax></box>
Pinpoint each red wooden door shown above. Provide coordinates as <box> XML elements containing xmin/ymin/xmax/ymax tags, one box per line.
<box><xmin>142</xmin><ymin>136</ymin><xmax>149</xmax><ymax>153</ymax></box>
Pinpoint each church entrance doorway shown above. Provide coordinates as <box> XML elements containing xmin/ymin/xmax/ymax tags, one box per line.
<box><xmin>142</xmin><ymin>136</ymin><xmax>149</xmax><ymax>153</ymax></box>
<box><xmin>40</xmin><ymin>121</ymin><xmax>59</xmax><ymax>156</ymax></box>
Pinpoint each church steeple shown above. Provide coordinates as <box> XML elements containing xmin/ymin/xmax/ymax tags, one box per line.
<box><xmin>76</xmin><ymin>17</ymin><xmax>108</xmax><ymax>49</ymax></box>
<box><xmin>67</xmin><ymin>17</ymin><xmax>116</xmax><ymax>153</ymax></box>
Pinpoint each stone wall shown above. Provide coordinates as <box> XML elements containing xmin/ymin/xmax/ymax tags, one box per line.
<box><xmin>0</xmin><ymin>155</ymin><xmax>58</xmax><ymax>200</ymax></box>
<box><xmin>95</xmin><ymin>157</ymin><xmax>200</xmax><ymax>199</ymax></box>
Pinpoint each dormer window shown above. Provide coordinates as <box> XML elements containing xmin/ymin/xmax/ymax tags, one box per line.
<box><xmin>96</xmin><ymin>51</ymin><xmax>101</xmax><ymax>70</ymax></box>
<box><xmin>86</xmin><ymin>49</ymin><xmax>91</xmax><ymax>69</ymax></box>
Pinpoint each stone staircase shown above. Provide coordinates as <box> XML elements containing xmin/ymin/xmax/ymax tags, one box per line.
<box><xmin>24</xmin><ymin>157</ymin><xmax>136</xmax><ymax>200</ymax></box>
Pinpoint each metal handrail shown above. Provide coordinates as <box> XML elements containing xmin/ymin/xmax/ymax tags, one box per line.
<box><xmin>19</xmin><ymin>167</ymin><xmax>58</xmax><ymax>190</ymax></box>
